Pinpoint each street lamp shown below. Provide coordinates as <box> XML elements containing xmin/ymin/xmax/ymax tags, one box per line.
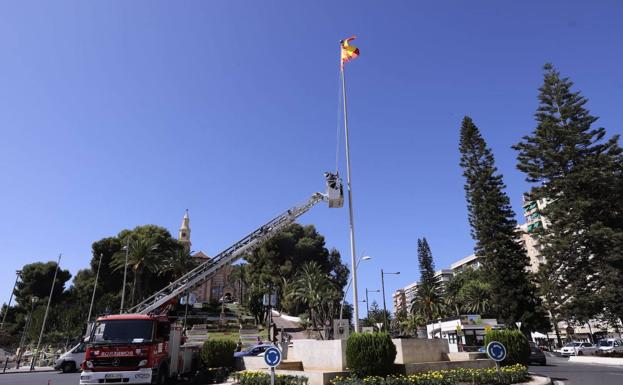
<box><xmin>17</xmin><ymin>296</ymin><xmax>38</xmax><ymax>368</ymax></box>
<box><xmin>0</xmin><ymin>270</ymin><xmax>21</xmax><ymax>331</ymax></box>
<box><xmin>381</xmin><ymin>269</ymin><xmax>400</xmax><ymax>332</ymax></box>
<box><xmin>340</xmin><ymin>255</ymin><xmax>372</xmax><ymax>321</ymax></box>
<box><xmin>365</xmin><ymin>288</ymin><xmax>380</xmax><ymax>318</ymax></box>
<box><xmin>120</xmin><ymin>238</ymin><xmax>130</xmax><ymax>313</ymax></box>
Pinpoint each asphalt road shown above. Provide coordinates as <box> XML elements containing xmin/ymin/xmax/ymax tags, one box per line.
<box><xmin>530</xmin><ymin>354</ymin><xmax>623</xmax><ymax>385</ymax></box>
<box><xmin>2</xmin><ymin>357</ymin><xmax>623</xmax><ymax>385</ymax></box>
<box><xmin>0</xmin><ymin>371</ymin><xmax>78</xmax><ymax>385</ymax></box>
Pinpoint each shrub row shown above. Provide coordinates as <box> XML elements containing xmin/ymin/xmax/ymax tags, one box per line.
<box><xmin>484</xmin><ymin>329</ymin><xmax>530</xmax><ymax>366</ymax></box>
<box><xmin>233</xmin><ymin>371</ymin><xmax>309</xmax><ymax>385</ymax></box>
<box><xmin>330</xmin><ymin>365</ymin><xmax>529</xmax><ymax>385</ymax></box>
<box><xmin>346</xmin><ymin>332</ymin><xmax>397</xmax><ymax>377</ymax></box>
<box><xmin>201</xmin><ymin>339</ymin><xmax>237</xmax><ymax>369</ymax></box>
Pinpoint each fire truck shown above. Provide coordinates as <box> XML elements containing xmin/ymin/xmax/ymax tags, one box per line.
<box><xmin>80</xmin><ymin>174</ymin><xmax>343</xmax><ymax>385</ymax></box>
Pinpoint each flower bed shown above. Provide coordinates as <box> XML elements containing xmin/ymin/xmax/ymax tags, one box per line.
<box><xmin>330</xmin><ymin>364</ymin><xmax>529</xmax><ymax>385</ymax></box>
<box><xmin>233</xmin><ymin>371</ymin><xmax>309</xmax><ymax>385</ymax></box>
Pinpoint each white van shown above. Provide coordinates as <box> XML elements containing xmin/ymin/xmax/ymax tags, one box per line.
<box><xmin>54</xmin><ymin>342</ymin><xmax>86</xmax><ymax>373</ymax></box>
<box><xmin>597</xmin><ymin>338</ymin><xmax>623</xmax><ymax>354</ymax></box>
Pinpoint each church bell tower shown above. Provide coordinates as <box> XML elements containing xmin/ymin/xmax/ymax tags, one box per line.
<box><xmin>179</xmin><ymin>209</ymin><xmax>191</xmax><ymax>250</ymax></box>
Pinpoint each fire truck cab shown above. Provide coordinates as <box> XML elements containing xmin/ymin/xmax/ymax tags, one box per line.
<box><xmin>80</xmin><ymin>314</ymin><xmax>196</xmax><ymax>385</ymax></box>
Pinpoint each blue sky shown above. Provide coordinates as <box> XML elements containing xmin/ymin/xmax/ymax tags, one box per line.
<box><xmin>1</xmin><ymin>1</ymin><xmax>623</xmax><ymax>313</ymax></box>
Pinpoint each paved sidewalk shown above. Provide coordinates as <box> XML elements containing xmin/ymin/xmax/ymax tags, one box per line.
<box><xmin>568</xmin><ymin>356</ymin><xmax>623</xmax><ymax>366</ymax></box>
<box><xmin>1</xmin><ymin>366</ymin><xmax>56</xmax><ymax>374</ymax></box>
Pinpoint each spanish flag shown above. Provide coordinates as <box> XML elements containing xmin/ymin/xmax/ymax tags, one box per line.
<box><xmin>340</xmin><ymin>36</ymin><xmax>360</xmax><ymax>67</ymax></box>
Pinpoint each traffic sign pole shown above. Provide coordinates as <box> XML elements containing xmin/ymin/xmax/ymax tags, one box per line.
<box><xmin>264</xmin><ymin>346</ymin><xmax>282</xmax><ymax>385</ymax></box>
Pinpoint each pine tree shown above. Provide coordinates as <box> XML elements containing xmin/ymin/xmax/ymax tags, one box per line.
<box><xmin>459</xmin><ymin>116</ymin><xmax>548</xmax><ymax>331</ymax></box>
<box><xmin>514</xmin><ymin>64</ymin><xmax>623</xmax><ymax>323</ymax></box>
<box><xmin>411</xmin><ymin>238</ymin><xmax>443</xmax><ymax>322</ymax></box>
<box><xmin>417</xmin><ymin>238</ymin><xmax>437</xmax><ymax>289</ymax></box>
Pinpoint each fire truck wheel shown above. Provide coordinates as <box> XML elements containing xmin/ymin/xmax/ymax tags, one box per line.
<box><xmin>154</xmin><ymin>365</ymin><xmax>168</xmax><ymax>385</ymax></box>
<box><xmin>61</xmin><ymin>361</ymin><xmax>75</xmax><ymax>373</ymax></box>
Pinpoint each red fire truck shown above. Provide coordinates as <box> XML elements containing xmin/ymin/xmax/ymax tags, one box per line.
<box><xmin>80</xmin><ymin>314</ymin><xmax>196</xmax><ymax>385</ymax></box>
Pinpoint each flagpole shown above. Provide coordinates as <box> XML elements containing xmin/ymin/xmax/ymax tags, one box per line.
<box><xmin>340</xmin><ymin>54</ymin><xmax>360</xmax><ymax>333</ymax></box>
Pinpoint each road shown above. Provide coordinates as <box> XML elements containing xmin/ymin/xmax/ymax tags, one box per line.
<box><xmin>0</xmin><ymin>371</ymin><xmax>78</xmax><ymax>385</ymax></box>
<box><xmin>530</xmin><ymin>354</ymin><xmax>623</xmax><ymax>385</ymax></box>
<box><xmin>2</xmin><ymin>356</ymin><xmax>623</xmax><ymax>385</ymax></box>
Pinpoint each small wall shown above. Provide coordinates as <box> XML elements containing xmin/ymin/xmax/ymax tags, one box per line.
<box><xmin>397</xmin><ymin>359</ymin><xmax>494</xmax><ymax>375</ymax></box>
<box><xmin>289</xmin><ymin>339</ymin><xmax>347</xmax><ymax>371</ymax></box>
<box><xmin>445</xmin><ymin>352</ymin><xmax>487</xmax><ymax>361</ymax></box>
<box><xmin>392</xmin><ymin>338</ymin><xmax>449</xmax><ymax>364</ymax></box>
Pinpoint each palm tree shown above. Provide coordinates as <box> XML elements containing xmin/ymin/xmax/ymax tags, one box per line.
<box><xmin>457</xmin><ymin>280</ymin><xmax>492</xmax><ymax>314</ymax></box>
<box><xmin>159</xmin><ymin>248</ymin><xmax>198</xmax><ymax>281</ymax></box>
<box><xmin>111</xmin><ymin>238</ymin><xmax>160</xmax><ymax>305</ymax></box>
<box><xmin>289</xmin><ymin>261</ymin><xmax>337</xmax><ymax>338</ymax></box>
<box><xmin>411</xmin><ymin>284</ymin><xmax>444</xmax><ymax>323</ymax></box>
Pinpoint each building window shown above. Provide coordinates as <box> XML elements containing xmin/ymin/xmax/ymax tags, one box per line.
<box><xmin>448</xmin><ymin>333</ymin><xmax>457</xmax><ymax>344</ymax></box>
<box><xmin>211</xmin><ymin>286</ymin><xmax>223</xmax><ymax>300</ymax></box>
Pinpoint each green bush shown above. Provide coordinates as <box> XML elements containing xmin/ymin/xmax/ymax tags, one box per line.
<box><xmin>234</xmin><ymin>371</ymin><xmax>308</xmax><ymax>385</ymax></box>
<box><xmin>346</xmin><ymin>332</ymin><xmax>397</xmax><ymax>377</ymax></box>
<box><xmin>484</xmin><ymin>329</ymin><xmax>530</xmax><ymax>366</ymax></box>
<box><xmin>201</xmin><ymin>338</ymin><xmax>237</xmax><ymax>368</ymax></box>
<box><xmin>330</xmin><ymin>364</ymin><xmax>528</xmax><ymax>385</ymax></box>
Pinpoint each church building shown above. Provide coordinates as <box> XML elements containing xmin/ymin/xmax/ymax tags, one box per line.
<box><xmin>177</xmin><ymin>210</ymin><xmax>243</xmax><ymax>304</ymax></box>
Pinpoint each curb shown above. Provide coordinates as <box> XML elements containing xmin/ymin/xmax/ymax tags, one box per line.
<box><xmin>1</xmin><ymin>368</ymin><xmax>58</xmax><ymax>375</ymax></box>
<box><xmin>523</xmin><ymin>374</ymin><xmax>553</xmax><ymax>385</ymax></box>
<box><xmin>568</xmin><ymin>356</ymin><xmax>623</xmax><ymax>366</ymax></box>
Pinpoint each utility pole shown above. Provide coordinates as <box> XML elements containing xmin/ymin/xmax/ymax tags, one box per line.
<box><xmin>120</xmin><ymin>238</ymin><xmax>130</xmax><ymax>313</ymax></box>
<box><xmin>31</xmin><ymin>254</ymin><xmax>61</xmax><ymax>370</ymax></box>
<box><xmin>87</xmin><ymin>253</ymin><xmax>103</xmax><ymax>323</ymax></box>
<box><xmin>0</xmin><ymin>270</ymin><xmax>21</xmax><ymax>331</ymax></box>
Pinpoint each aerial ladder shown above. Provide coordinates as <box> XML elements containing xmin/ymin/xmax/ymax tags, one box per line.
<box><xmin>127</xmin><ymin>173</ymin><xmax>344</xmax><ymax>315</ymax></box>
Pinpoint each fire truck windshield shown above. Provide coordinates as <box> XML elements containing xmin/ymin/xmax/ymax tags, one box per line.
<box><xmin>91</xmin><ymin>320</ymin><xmax>154</xmax><ymax>344</ymax></box>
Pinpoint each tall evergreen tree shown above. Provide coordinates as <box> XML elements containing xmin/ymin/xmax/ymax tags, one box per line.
<box><xmin>514</xmin><ymin>64</ymin><xmax>623</xmax><ymax>323</ymax></box>
<box><xmin>411</xmin><ymin>238</ymin><xmax>443</xmax><ymax>322</ymax></box>
<box><xmin>459</xmin><ymin>116</ymin><xmax>548</xmax><ymax>331</ymax></box>
<box><xmin>417</xmin><ymin>238</ymin><xmax>436</xmax><ymax>289</ymax></box>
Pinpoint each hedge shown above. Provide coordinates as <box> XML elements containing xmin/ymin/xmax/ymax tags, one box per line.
<box><xmin>330</xmin><ymin>364</ymin><xmax>529</xmax><ymax>385</ymax></box>
<box><xmin>484</xmin><ymin>329</ymin><xmax>530</xmax><ymax>366</ymax></box>
<box><xmin>346</xmin><ymin>332</ymin><xmax>397</xmax><ymax>377</ymax></box>
<box><xmin>234</xmin><ymin>371</ymin><xmax>309</xmax><ymax>385</ymax></box>
<box><xmin>201</xmin><ymin>338</ymin><xmax>237</xmax><ymax>369</ymax></box>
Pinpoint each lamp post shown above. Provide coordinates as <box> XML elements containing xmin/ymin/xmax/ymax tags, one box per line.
<box><xmin>381</xmin><ymin>269</ymin><xmax>400</xmax><ymax>332</ymax></box>
<box><xmin>340</xmin><ymin>255</ymin><xmax>372</xmax><ymax>321</ymax></box>
<box><xmin>0</xmin><ymin>270</ymin><xmax>21</xmax><ymax>331</ymax></box>
<box><xmin>17</xmin><ymin>296</ymin><xmax>38</xmax><ymax>368</ymax></box>
<box><xmin>120</xmin><ymin>238</ymin><xmax>130</xmax><ymax>313</ymax></box>
<box><xmin>31</xmin><ymin>253</ymin><xmax>61</xmax><ymax>370</ymax></box>
<box><xmin>87</xmin><ymin>253</ymin><xmax>103</xmax><ymax>323</ymax></box>
<box><xmin>365</xmin><ymin>288</ymin><xmax>380</xmax><ymax>318</ymax></box>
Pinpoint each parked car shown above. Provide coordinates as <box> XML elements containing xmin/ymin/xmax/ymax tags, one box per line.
<box><xmin>597</xmin><ymin>338</ymin><xmax>623</xmax><ymax>354</ymax></box>
<box><xmin>54</xmin><ymin>342</ymin><xmax>86</xmax><ymax>373</ymax></box>
<box><xmin>234</xmin><ymin>344</ymin><xmax>272</xmax><ymax>358</ymax></box>
<box><xmin>560</xmin><ymin>341</ymin><xmax>596</xmax><ymax>356</ymax></box>
<box><xmin>528</xmin><ymin>342</ymin><xmax>547</xmax><ymax>365</ymax></box>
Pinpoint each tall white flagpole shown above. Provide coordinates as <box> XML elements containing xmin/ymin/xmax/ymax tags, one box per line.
<box><xmin>340</xmin><ymin>48</ymin><xmax>360</xmax><ymax>333</ymax></box>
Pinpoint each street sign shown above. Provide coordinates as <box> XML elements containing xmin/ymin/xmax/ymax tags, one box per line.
<box><xmin>486</xmin><ymin>341</ymin><xmax>507</xmax><ymax>362</ymax></box>
<box><xmin>264</xmin><ymin>346</ymin><xmax>282</xmax><ymax>385</ymax></box>
<box><xmin>264</xmin><ymin>347</ymin><xmax>282</xmax><ymax>367</ymax></box>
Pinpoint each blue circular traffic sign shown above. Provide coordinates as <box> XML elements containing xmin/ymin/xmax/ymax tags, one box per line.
<box><xmin>486</xmin><ymin>341</ymin><xmax>507</xmax><ymax>362</ymax></box>
<box><xmin>264</xmin><ymin>347</ymin><xmax>282</xmax><ymax>367</ymax></box>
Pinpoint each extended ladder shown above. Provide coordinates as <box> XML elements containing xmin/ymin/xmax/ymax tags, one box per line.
<box><xmin>128</xmin><ymin>175</ymin><xmax>343</xmax><ymax>315</ymax></box>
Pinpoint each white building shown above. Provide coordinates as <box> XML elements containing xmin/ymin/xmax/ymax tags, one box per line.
<box><xmin>426</xmin><ymin>315</ymin><xmax>503</xmax><ymax>353</ymax></box>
